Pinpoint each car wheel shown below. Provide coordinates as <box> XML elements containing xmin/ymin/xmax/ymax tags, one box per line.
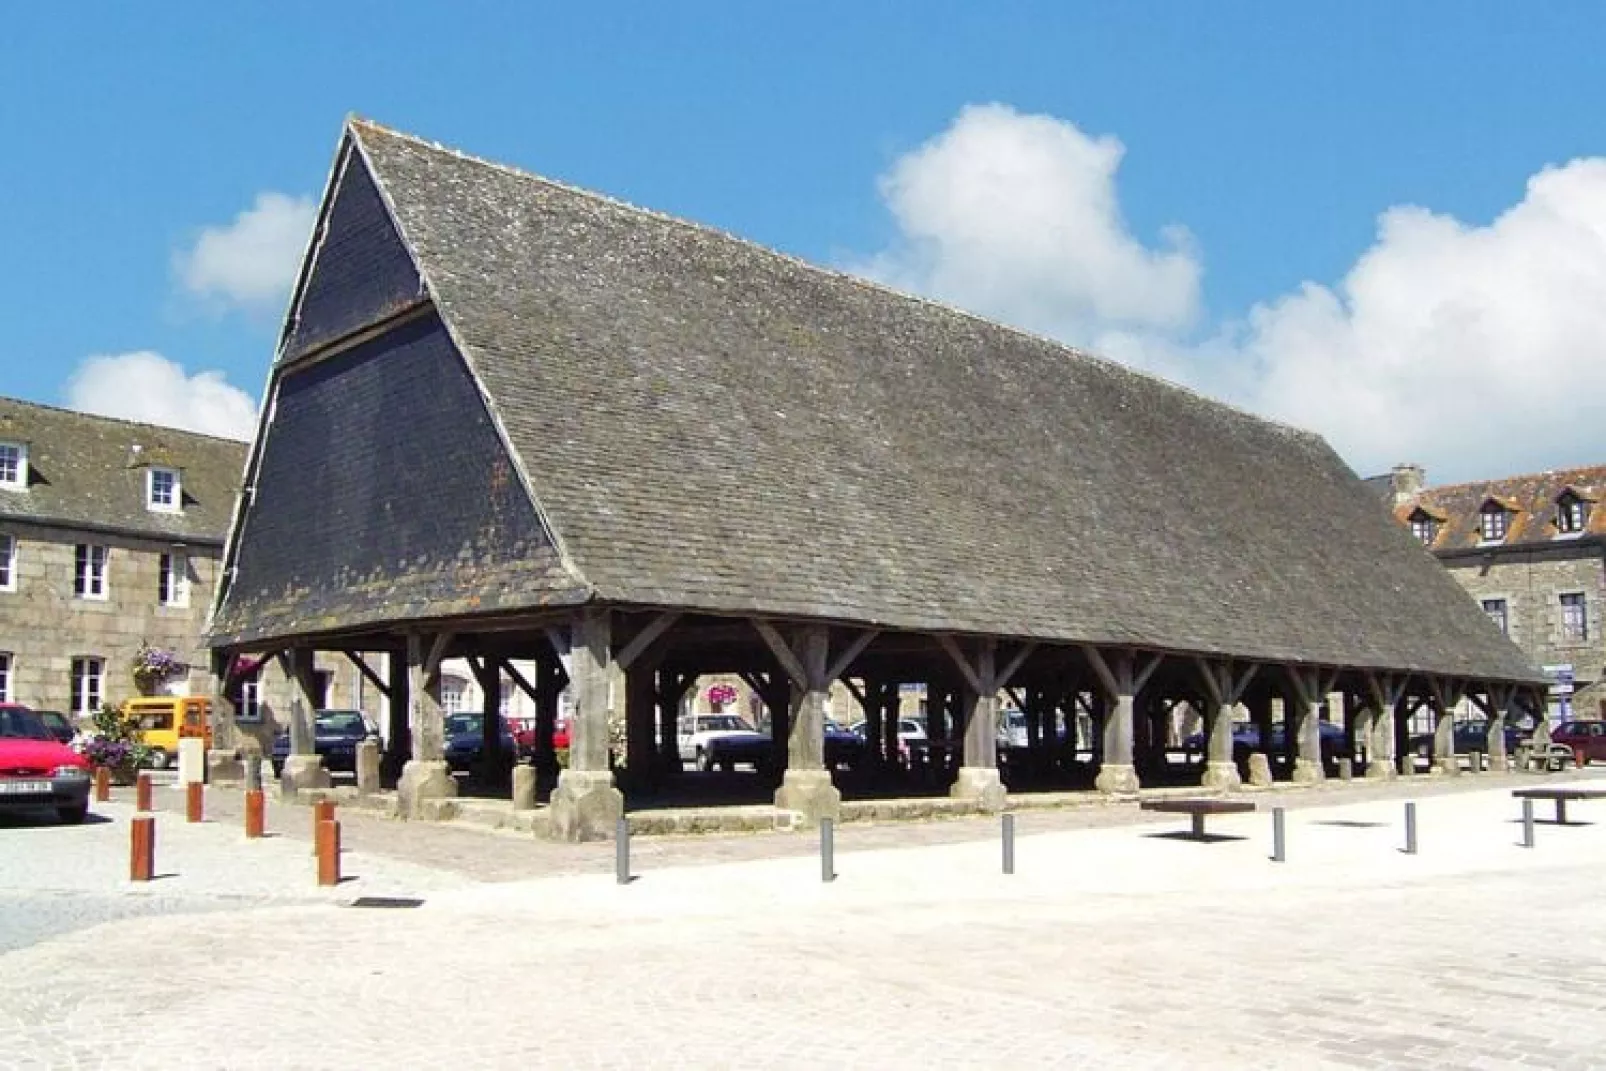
<box><xmin>697</xmin><ymin>748</ymin><xmax>716</xmax><ymax>773</ymax></box>
<box><xmin>57</xmin><ymin>801</ymin><xmax>89</xmax><ymax>824</ymax></box>
<box><xmin>146</xmin><ymin>748</ymin><xmax>170</xmax><ymax>770</ymax></box>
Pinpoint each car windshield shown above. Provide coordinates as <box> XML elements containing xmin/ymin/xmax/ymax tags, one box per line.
<box><xmin>0</xmin><ymin>707</ymin><xmax>53</xmax><ymax>741</ymax></box>
<box><xmin>445</xmin><ymin>713</ymin><xmax>482</xmax><ymax>735</ymax></box>
<box><xmin>317</xmin><ymin>711</ymin><xmax>368</xmax><ymax>734</ymax></box>
<box><xmin>701</xmin><ymin>716</ymin><xmax>753</xmax><ymax>732</ymax></box>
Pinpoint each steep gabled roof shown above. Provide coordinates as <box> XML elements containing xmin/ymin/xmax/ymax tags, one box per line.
<box><xmin>1397</xmin><ymin>464</ymin><xmax>1606</xmax><ymax>551</ymax></box>
<box><xmin>0</xmin><ymin>397</ymin><xmax>246</xmax><ymax>543</ymax></box>
<box><xmin>244</xmin><ymin>118</ymin><xmax>1528</xmax><ymax>682</ymax></box>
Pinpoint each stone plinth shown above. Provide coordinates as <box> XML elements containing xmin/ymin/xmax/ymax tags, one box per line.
<box><xmin>511</xmin><ymin>762</ymin><xmax>537</xmax><ymax>811</ymax></box>
<box><xmin>397</xmin><ymin>759</ymin><xmax>456</xmax><ymax>819</ymax></box>
<box><xmin>547</xmin><ymin>769</ymin><xmax>623</xmax><ymax>841</ymax></box>
<box><xmin>1247</xmin><ymin>753</ymin><xmax>1273</xmax><ymax>787</ymax></box>
<box><xmin>355</xmin><ymin>739</ymin><xmax>381</xmax><ymax>795</ymax></box>
<box><xmin>950</xmin><ymin>766</ymin><xmax>1007</xmax><ymax>812</ymax></box>
<box><xmin>1292</xmin><ymin>759</ymin><xmax>1324</xmax><ymax>784</ymax></box>
<box><xmin>1095</xmin><ymin>763</ymin><xmax>1140</xmax><ymax>795</ymax></box>
<box><xmin>1201</xmin><ymin>762</ymin><xmax>1242</xmax><ymax>791</ymax></box>
<box><xmin>774</xmin><ymin>768</ymin><xmax>841</xmax><ymax>828</ymax></box>
<box><xmin>280</xmin><ymin>754</ymin><xmax>331</xmax><ymax>798</ymax></box>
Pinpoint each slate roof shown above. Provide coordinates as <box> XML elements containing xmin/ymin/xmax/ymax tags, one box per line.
<box><xmin>220</xmin><ymin>119</ymin><xmax>1540</xmax><ymax>682</ymax></box>
<box><xmin>0</xmin><ymin>397</ymin><xmax>247</xmax><ymax>544</ymax></box>
<box><xmin>1398</xmin><ymin>465</ymin><xmax>1606</xmax><ymax>554</ymax></box>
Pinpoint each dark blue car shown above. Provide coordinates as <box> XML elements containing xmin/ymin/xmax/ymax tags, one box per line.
<box><xmin>270</xmin><ymin>709</ymin><xmax>377</xmax><ymax>776</ymax></box>
<box><xmin>444</xmin><ymin>712</ymin><xmax>517</xmax><ymax>772</ymax></box>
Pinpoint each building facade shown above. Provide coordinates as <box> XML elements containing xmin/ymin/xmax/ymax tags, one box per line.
<box><xmin>0</xmin><ymin>399</ymin><xmax>246</xmax><ymax>718</ymax></box>
<box><xmin>1387</xmin><ymin>463</ymin><xmax>1605</xmax><ymax>720</ymax></box>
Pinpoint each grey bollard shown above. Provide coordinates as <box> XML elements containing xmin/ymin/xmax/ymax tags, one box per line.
<box><xmin>1522</xmin><ymin>799</ymin><xmax>1535</xmax><ymax>848</ymax></box>
<box><xmin>1271</xmin><ymin>807</ymin><xmax>1286</xmax><ymax>862</ymax></box>
<box><xmin>511</xmin><ymin>761</ymin><xmax>537</xmax><ymax>811</ymax></box>
<box><xmin>355</xmin><ymin>739</ymin><xmax>381</xmax><ymax>795</ymax></box>
<box><xmin>615</xmin><ymin>817</ymin><xmax>630</xmax><ymax>884</ymax></box>
<box><xmin>1002</xmin><ymin>813</ymin><xmax>1015</xmax><ymax>875</ymax></box>
<box><xmin>821</xmin><ymin>818</ymin><xmax>835</xmax><ymax>883</ymax></box>
<box><xmin>1403</xmin><ymin>801</ymin><xmax>1417</xmax><ymax>855</ymax></box>
<box><xmin>244</xmin><ymin>753</ymin><xmax>263</xmax><ymax>793</ymax></box>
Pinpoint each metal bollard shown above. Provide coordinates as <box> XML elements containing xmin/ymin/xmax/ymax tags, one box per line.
<box><xmin>316</xmin><ymin>819</ymin><xmax>341</xmax><ymax>887</ymax></box>
<box><xmin>615</xmin><ymin>817</ymin><xmax>630</xmax><ymax>885</ymax></box>
<box><xmin>93</xmin><ymin>766</ymin><xmax>111</xmax><ymax>803</ymax></box>
<box><xmin>1522</xmin><ymin>798</ymin><xmax>1535</xmax><ymax>848</ymax></box>
<box><xmin>135</xmin><ymin>772</ymin><xmax>153</xmax><ymax>812</ymax></box>
<box><xmin>185</xmin><ymin>780</ymin><xmax>204</xmax><ymax>823</ymax></box>
<box><xmin>1002</xmin><ymin>813</ymin><xmax>1015</xmax><ymax>875</ymax></box>
<box><xmin>821</xmin><ymin>818</ymin><xmax>835</xmax><ymax>883</ymax></box>
<box><xmin>130</xmin><ymin>814</ymin><xmax>155</xmax><ymax>882</ymax></box>
<box><xmin>1271</xmin><ymin>807</ymin><xmax>1286</xmax><ymax>862</ymax></box>
<box><xmin>244</xmin><ymin>789</ymin><xmax>265</xmax><ymax>839</ymax></box>
<box><xmin>1404</xmin><ymin>801</ymin><xmax>1417</xmax><ymax>854</ymax></box>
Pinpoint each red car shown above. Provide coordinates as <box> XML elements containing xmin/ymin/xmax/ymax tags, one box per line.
<box><xmin>0</xmin><ymin>705</ymin><xmax>93</xmax><ymax>823</ymax></box>
<box><xmin>1550</xmin><ymin>721</ymin><xmax>1606</xmax><ymax>768</ymax></box>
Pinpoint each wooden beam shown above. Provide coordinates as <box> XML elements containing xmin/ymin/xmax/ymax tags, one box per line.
<box><xmin>424</xmin><ymin>631</ymin><xmax>454</xmax><ymax>678</ymax></box>
<box><xmin>1004</xmin><ymin>686</ymin><xmax>1027</xmax><ymax>713</ymax></box>
<box><xmin>343</xmin><ymin>651</ymin><xmax>390</xmax><ymax>699</ymax></box>
<box><xmin>826</xmin><ymin>629</ymin><xmax>880</xmax><ymax>683</ymax></box>
<box><xmin>1228</xmin><ymin>663</ymin><xmax>1259</xmax><ymax>705</ymax></box>
<box><xmin>936</xmin><ymin>635</ymin><xmax>984</xmax><ymax>694</ymax></box>
<box><xmin>750</xmin><ymin>619</ymin><xmax>809</xmax><ymax>689</ymax></box>
<box><xmin>1081</xmin><ymin>645</ymin><xmax>1121</xmax><ymax>701</ymax></box>
<box><xmin>1133</xmin><ymin>652</ymin><xmax>1164</xmax><ymax>695</ymax></box>
<box><xmin>501</xmin><ymin>659</ymin><xmax>540</xmax><ymax>703</ymax></box>
<box><xmin>1192</xmin><ymin>657</ymin><xmax>1225</xmax><ymax>706</ymax></box>
<box><xmin>615</xmin><ymin>612</ymin><xmax>682</xmax><ymax>672</ymax></box>
<box><xmin>996</xmin><ymin>642</ymin><xmax>1038</xmax><ymax>691</ymax></box>
<box><xmin>841</xmin><ymin>676</ymin><xmax>869</xmax><ymax>710</ymax></box>
<box><xmin>544</xmin><ymin>625</ymin><xmax>570</xmax><ymax>661</ymax></box>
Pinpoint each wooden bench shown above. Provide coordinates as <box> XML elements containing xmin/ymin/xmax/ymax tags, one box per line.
<box><xmin>1512</xmin><ymin>787</ymin><xmax>1606</xmax><ymax>826</ymax></box>
<box><xmin>1140</xmin><ymin>798</ymin><xmax>1256</xmax><ymax>839</ymax></box>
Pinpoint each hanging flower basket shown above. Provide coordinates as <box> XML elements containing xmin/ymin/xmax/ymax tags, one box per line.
<box><xmin>706</xmin><ymin>682</ymin><xmax>738</xmax><ymax>712</ymax></box>
<box><xmin>130</xmin><ymin>643</ymin><xmax>188</xmax><ymax>695</ymax></box>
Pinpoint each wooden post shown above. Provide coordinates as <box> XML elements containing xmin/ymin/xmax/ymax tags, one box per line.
<box><xmin>135</xmin><ymin>772</ymin><xmax>153</xmax><ymax>812</ymax></box>
<box><xmin>185</xmin><ymin>780</ymin><xmax>203</xmax><ymax>823</ymax></box>
<box><xmin>130</xmin><ymin>815</ymin><xmax>155</xmax><ymax>882</ymax></box>
<box><xmin>316</xmin><ymin>819</ymin><xmax>341</xmax><ymax>886</ymax></box>
<box><xmin>93</xmin><ymin>766</ymin><xmax>110</xmax><ymax>802</ymax></box>
<box><xmin>244</xmin><ymin>789</ymin><xmax>265</xmax><ymax>838</ymax></box>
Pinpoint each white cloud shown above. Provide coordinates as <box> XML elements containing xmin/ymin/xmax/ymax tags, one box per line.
<box><xmin>174</xmin><ymin>192</ymin><xmax>315</xmax><ymax>315</ymax></box>
<box><xmin>852</xmin><ymin>103</ymin><xmax>1202</xmax><ymax>341</ymax></box>
<box><xmin>854</xmin><ymin>106</ymin><xmax>1606</xmax><ymax>482</ymax></box>
<box><xmin>65</xmin><ymin>352</ymin><xmax>257</xmax><ymax>441</ymax></box>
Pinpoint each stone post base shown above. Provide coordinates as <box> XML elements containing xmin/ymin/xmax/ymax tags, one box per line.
<box><xmin>355</xmin><ymin>740</ymin><xmax>381</xmax><ymax>795</ymax></box>
<box><xmin>773</xmin><ymin>768</ymin><xmax>841</xmax><ymax>828</ymax></box>
<box><xmin>950</xmin><ymin>766</ymin><xmax>1007</xmax><ymax>812</ymax></box>
<box><xmin>1095</xmin><ymin>763</ymin><xmax>1140</xmax><ymax>795</ymax></box>
<box><xmin>1291</xmin><ymin>759</ymin><xmax>1324</xmax><ymax>784</ymax></box>
<box><xmin>511</xmin><ymin>762</ymin><xmax>537</xmax><ymax>811</ymax></box>
<box><xmin>397</xmin><ymin>759</ymin><xmax>457</xmax><ymax>819</ymax></box>
<box><xmin>205</xmin><ymin>749</ymin><xmax>243</xmax><ymax>786</ymax></box>
<box><xmin>1247</xmin><ymin>753</ymin><xmax>1274</xmax><ymax>787</ymax></box>
<box><xmin>279</xmin><ymin>754</ymin><xmax>331</xmax><ymax>798</ymax></box>
<box><xmin>1432</xmin><ymin>757</ymin><xmax>1460</xmax><ymax>777</ymax></box>
<box><xmin>1365</xmin><ymin>760</ymin><xmax>1396</xmax><ymax>780</ymax></box>
<box><xmin>1201</xmin><ymin>761</ymin><xmax>1242</xmax><ymax>792</ymax></box>
<box><xmin>547</xmin><ymin>769</ymin><xmax>623</xmax><ymax>842</ymax></box>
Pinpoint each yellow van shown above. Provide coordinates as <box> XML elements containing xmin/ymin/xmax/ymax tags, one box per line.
<box><xmin>123</xmin><ymin>696</ymin><xmax>212</xmax><ymax>770</ymax></box>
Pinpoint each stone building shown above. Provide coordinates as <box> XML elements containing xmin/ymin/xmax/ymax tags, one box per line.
<box><xmin>0</xmin><ymin>398</ymin><xmax>246</xmax><ymax>718</ymax></box>
<box><xmin>207</xmin><ymin>119</ymin><xmax>1542</xmax><ymax>838</ymax></box>
<box><xmin>1385</xmin><ymin>463</ymin><xmax>1606</xmax><ymax>720</ymax></box>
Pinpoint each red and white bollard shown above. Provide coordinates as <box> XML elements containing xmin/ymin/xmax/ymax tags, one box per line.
<box><xmin>244</xmin><ymin>789</ymin><xmax>265</xmax><ymax>839</ymax></box>
<box><xmin>316</xmin><ymin>819</ymin><xmax>341</xmax><ymax>887</ymax></box>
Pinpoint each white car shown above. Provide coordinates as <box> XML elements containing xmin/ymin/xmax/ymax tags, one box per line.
<box><xmin>677</xmin><ymin>713</ymin><xmax>770</xmax><ymax>772</ymax></box>
<box><xmin>848</xmin><ymin>718</ymin><xmax>928</xmax><ymax>747</ymax></box>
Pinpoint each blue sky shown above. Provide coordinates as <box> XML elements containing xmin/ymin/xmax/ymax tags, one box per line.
<box><xmin>4</xmin><ymin>3</ymin><xmax>1604</xmax><ymax>481</ymax></box>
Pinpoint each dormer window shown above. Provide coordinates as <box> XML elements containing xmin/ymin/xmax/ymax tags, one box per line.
<box><xmin>1409</xmin><ymin>511</ymin><xmax>1439</xmax><ymax>545</ymax></box>
<box><xmin>1479</xmin><ymin>504</ymin><xmax>1510</xmax><ymax>543</ymax></box>
<box><xmin>0</xmin><ymin>442</ymin><xmax>25</xmax><ymax>490</ymax></box>
<box><xmin>1557</xmin><ymin>492</ymin><xmax>1590</xmax><ymax>535</ymax></box>
<box><xmin>147</xmin><ymin>467</ymin><xmax>181</xmax><ymax>513</ymax></box>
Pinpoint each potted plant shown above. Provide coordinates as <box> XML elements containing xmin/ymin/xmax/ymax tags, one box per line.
<box><xmin>129</xmin><ymin>643</ymin><xmax>188</xmax><ymax>696</ymax></box>
<box><xmin>79</xmin><ymin>703</ymin><xmax>148</xmax><ymax>785</ymax></box>
<box><xmin>706</xmin><ymin>682</ymin><xmax>738</xmax><ymax>713</ymax></box>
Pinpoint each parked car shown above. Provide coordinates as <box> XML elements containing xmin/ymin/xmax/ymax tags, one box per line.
<box><xmin>270</xmin><ymin>709</ymin><xmax>379</xmax><ymax>776</ymax></box>
<box><xmin>824</xmin><ymin>719</ymin><xmax>866</xmax><ymax>771</ymax></box>
<box><xmin>678</xmin><ymin>713</ymin><xmax>770</xmax><ymax>772</ymax></box>
<box><xmin>0</xmin><ymin>705</ymin><xmax>92</xmax><ymax>824</ymax></box>
<box><xmin>1182</xmin><ymin>721</ymin><xmax>1344</xmax><ymax>761</ymax></box>
<box><xmin>1407</xmin><ymin>718</ymin><xmax>1533</xmax><ymax>760</ymax></box>
<box><xmin>32</xmin><ymin>710</ymin><xmax>76</xmax><ymax>745</ymax></box>
<box><xmin>1550</xmin><ymin>721</ymin><xmax>1606</xmax><ymax>768</ymax></box>
<box><xmin>443</xmin><ymin>712</ymin><xmax>518</xmax><ymax>772</ymax></box>
<box><xmin>847</xmin><ymin>717</ymin><xmax>928</xmax><ymax>762</ymax></box>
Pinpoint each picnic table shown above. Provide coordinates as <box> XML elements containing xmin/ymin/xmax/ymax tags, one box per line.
<box><xmin>1140</xmin><ymin>798</ymin><xmax>1256</xmax><ymax>840</ymax></box>
<box><xmin>1512</xmin><ymin>786</ymin><xmax>1606</xmax><ymax>825</ymax></box>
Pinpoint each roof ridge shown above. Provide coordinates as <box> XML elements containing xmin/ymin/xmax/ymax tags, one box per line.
<box><xmin>346</xmin><ymin>118</ymin><xmax>1322</xmax><ymax>447</ymax></box>
<box><xmin>0</xmin><ymin>395</ymin><xmax>251</xmax><ymax>447</ymax></box>
<box><xmin>1419</xmin><ymin>464</ymin><xmax>1606</xmax><ymax>497</ymax></box>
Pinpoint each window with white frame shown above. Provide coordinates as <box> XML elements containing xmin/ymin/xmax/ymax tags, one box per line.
<box><xmin>441</xmin><ymin>675</ymin><xmax>468</xmax><ymax>714</ymax></box>
<box><xmin>234</xmin><ymin>668</ymin><xmax>263</xmax><ymax>723</ymax></box>
<box><xmin>158</xmin><ymin>551</ymin><xmax>188</xmax><ymax>606</ymax></box>
<box><xmin>0</xmin><ymin>652</ymin><xmax>11</xmax><ymax>702</ymax></box>
<box><xmin>0</xmin><ymin>442</ymin><xmax>25</xmax><ymax>490</ymax></box>
<box><xmin>70</xmin><ymin>657</ymin><xmax>104</xmax><ymax>716</ymax></box>
<box><xmin>1557</xmin><ymin>494</ymin><xmax>1589</xmax><ymax>535</ymax></box>
<box><xmin>0</xmin><ymin>534</ymin><xmax>14</xmax><ymax>591</ymax></box>
<box><xmin>74</xmin><ymin>544</ymin><xmax>108</xmax><ymax>599</ymax></box>
<box><xmin>1409</xmin><ymin>511</ymin><xmax>1438</xmax><ymax>545</ymax></box>
<box><xmin>1481</xmin><ymin>598</ymin><xmax>1509</xmax><ymax>636</ymax></box>
<box><xmin>1479</xmin><ymin>507</ymin><xmax>1509</xmax><ymax>543</ymax></box>
<box><xmin>147</xmin><ymin>467</ymin><xmax>181</xmax><ymax>512</ymax></box>
<box><xmin>1561</xmin><ymin>592</ymin><xmax>1589</xmax><ymax>642</ymax></box>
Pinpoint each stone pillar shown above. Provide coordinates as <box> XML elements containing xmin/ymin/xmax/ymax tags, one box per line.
<box><xmin>774</xmin><ymin>624</ymin><xmax>840</xmax><ymax>825</ymax></box>
<box><xmin>205</xmin><ymin>651</ymin><xmax>244</xmax><ymax>785</ymax></box>
<box><xmin>550</xmin><ymin>607</ymin><xmax>624</xmax><ymax>841</ymax></box>
<box><xmin>279</xmin><ymin>647</ymin><xmax>331</xmax><ymax>797</ymax></box>
<box><xmin>625</xmin><ymin>662</ymin><xmax>657</xmax><ymax>779</ymax></box>
<box><xmin>952</xmin><ymin>640</ymin><xmax>1005</xmax><ymax>811</ymax></box>
<box><xmin>1201</xmin><ymin>698</ymin><xmax>1241</xmax><ymax>790</ymax></box>
<box><xmin>1487</xmin><ymin>694</ymin><xmax>1513</xmax><ymax>772</ymax></box>
<box><xmin>1095</xmin><ymin>681</ymin><xmax>1140</xmax><ymax>794</ymax></box>
<box><xmin>1365</xmin><ymin>698</ymin><xmax>1395</xmax><ymax>780</ymax></box>
<box><xmin>1290</xmin><ymin>687</ymin><xmax>1324</xmax><ymax>784</ymax></box>
<box><xmin>397</xmin><ymin>632</ymin><xmax>457</xmax><ymax>818</ymax></box>
<box><xmin>1432</xmin><ymin>696</ymin><xmax>1459</xmax><ymax>776</ymax></box>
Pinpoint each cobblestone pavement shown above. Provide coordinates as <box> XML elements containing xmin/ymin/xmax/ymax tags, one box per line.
<box><xmin>3</xmin><ymin>776</ymin><xmax>1606</xmax><ymax>1069</ymax></box>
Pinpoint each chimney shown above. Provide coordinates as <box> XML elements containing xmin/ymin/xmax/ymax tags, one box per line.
<box><xmin>1390</xmin><ymin>463</ymin><xmax>1425</xmax><ymax>505</ymax></box>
